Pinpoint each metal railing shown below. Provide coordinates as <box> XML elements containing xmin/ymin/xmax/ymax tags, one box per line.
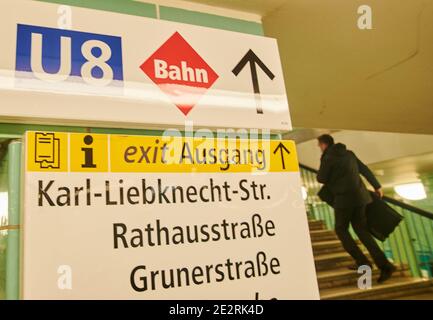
<box><xmin>300</xmin><ymin>164</ymin><xmax>433</xmax><ymax>279</ymax></box>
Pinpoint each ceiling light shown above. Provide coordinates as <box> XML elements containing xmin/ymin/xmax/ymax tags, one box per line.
<box><xmin>394</xmin><ymin>182</ymin><xmax>427</xmax><ymax>201</ymax></box>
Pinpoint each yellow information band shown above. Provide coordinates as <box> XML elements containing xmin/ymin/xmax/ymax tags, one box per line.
<box><xmin>26</xmin><ymin>131</ymin><xmax>299</xmax><ymax>173</ymax></box>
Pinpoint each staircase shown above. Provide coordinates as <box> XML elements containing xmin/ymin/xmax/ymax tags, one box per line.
<box><xmin>309</xmin><ymin>219</ymin><xmax>433</xmax><ymax>300</ymax></box>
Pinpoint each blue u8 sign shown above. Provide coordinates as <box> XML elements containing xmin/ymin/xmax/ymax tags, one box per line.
<box><xmin>16</xmin><ymin>24</ymin><xmax>123</xmax><ymax>86</ymax></box>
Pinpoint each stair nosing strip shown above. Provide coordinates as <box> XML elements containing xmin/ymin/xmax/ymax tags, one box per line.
<box><xmin>320</xmin><ymin>279</ymin><xmax>433</xmax><ymax>300</ymax></box>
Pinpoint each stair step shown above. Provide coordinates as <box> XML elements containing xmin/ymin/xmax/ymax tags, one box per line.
<box><xmin>312</xmin><ymin>240</ymin><xmax>345</xmax><ymax>255</ymax></box>
<box><xmin>310</xmin><ymin>229</ymin><xmax>338</xmax><ymax>242</ymax></box>
<box><xmin>308</xmin><ymin>220</ymin><xmax>326</xmax><ymax>231</ymax></box>
<box><xmin>314</xmin><ymin>252</ymin><xmax>355</xmax><ymax>272</ymax></box>
<box><xmin>312</xmin><ymin>239</ymin><xmax>364</xmax><ymax>255</ymax></box>
<box><xmin>394</xmin><ymin>289</ymin><xmax>433</xmax><ymax>300</ymax></box>
<box><xmin>321</xmin><ymin>278</ymin><xmax>433</xmax><ymax>300</ymax></box>
<box><xmin>308</xmin><ymin>219</ymin><xmax>433</xmax><ymax>300</ymax></box>
<box><xmin>317</xmin><ymin>266</ymin><xmax>410</xmax><ymax>290</ymax></box>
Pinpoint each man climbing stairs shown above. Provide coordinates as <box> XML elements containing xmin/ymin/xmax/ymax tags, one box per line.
<box><xmin>308</xmin><ymin>219</ymin><xmax>433</xmax><ymax>300</ymax></box>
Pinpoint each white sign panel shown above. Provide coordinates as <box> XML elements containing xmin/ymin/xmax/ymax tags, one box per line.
<box><xmin>22</xmin><ymin>131</ymin><xmax>319</xmax><ymax>299</ymax></box>
<box><xmin>0</xmin><ymin>1</ymin><xmax>291</xmax><ymax>131</ymax></box>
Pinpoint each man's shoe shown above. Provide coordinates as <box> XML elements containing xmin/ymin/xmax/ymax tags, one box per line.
<box><xmin>348</xmin><ymin>262</ymin><xmax>372</xmax><ymax>271</ymax></box>
<box><xmin>377</xmin><ymin>264</ymin><xmax>396</xmax><ymax>283</ymax></box>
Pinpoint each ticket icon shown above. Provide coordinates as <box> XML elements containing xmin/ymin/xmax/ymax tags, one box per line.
<box><xmin>34</xmin><ymin>132</ymin><xmax>61</xmax><ymax>169</ymax></box>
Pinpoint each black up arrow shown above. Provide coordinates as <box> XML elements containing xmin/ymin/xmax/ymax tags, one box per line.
<box><xmin>273</xmin><ymin>142</ymin><xmax>291</xmax><ymax>169</ymax></box>
<box><xmin>232</xmin><ymin>49</ymin><xmax>275</xmax><ymax>114</ymax></box>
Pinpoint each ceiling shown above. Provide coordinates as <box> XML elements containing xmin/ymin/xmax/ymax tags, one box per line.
<box><xmin>263</xmin><ymin>0</ymin><xmax>433</xmax><ymax>134</ymax></box>
<box><xmin>369</xmin><ymin>152</ymin><xmax>433</xmax><ymax>188</ymax></box>
<box><xmin>283</xmin><ymin>128</ymin><xmax>335</xmax><ymax>143</ymax></box>
<box><xmin>186</xmin><ymin>0</ymin><xmax>433</xmax><ymax>134</ymax></box>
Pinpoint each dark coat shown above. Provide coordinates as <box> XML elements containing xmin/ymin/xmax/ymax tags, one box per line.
<box><xmin>317</xmin><ymin>143</ymin><xmax>381</xmax><ymax>208</ymax></box>
<box><xmin>318</xmin><ymin>187</ymin><xmax>403</xmax><ymax>241</ymax></box>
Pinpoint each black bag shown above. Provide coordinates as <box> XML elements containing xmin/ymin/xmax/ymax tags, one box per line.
<box><xmin>317</xmin><ymin>186</ymin><xmax>403</xmax><ymax>241</ymax></box>
<box><xmin>366</xmin><ymin>193</ymin><xmax>404</xmax><ymax>241</ymax></box>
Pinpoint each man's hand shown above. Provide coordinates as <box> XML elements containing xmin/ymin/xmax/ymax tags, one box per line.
<box><xmin>375</xmin><ymin>188</ymin><xmax>384</xmax><ymax>198</ymax></box>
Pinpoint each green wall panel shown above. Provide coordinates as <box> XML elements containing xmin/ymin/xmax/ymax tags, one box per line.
<box><xmin>35</xmin><ymin>0</ymin><xmax>157</xmax><ymax>18</ymax></box>
<box><xmin>36</xmin><ymin>0</ymin><xmax>263</xmax><ymax>36</ymax></box>
<box><xmin>0</xmin><ymin>123</ymin><xmax>172</xmax><ymax>138</ymax></box>
<box><xmin>159</xmin><ymin>6</ymin><xmax>264</xmax><ymax>36</ymax></box>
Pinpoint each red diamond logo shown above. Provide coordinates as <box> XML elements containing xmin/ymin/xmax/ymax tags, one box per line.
<box><xmin>140</xmin><ymin>32</ymin><xmax>219</xmax><ymax>115</ymax></box>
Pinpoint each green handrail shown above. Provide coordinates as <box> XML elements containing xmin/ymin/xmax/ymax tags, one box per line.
<box><xmin>300</xmin><ymin>164</ymin><xmax>433</xmax><ymax>279</ymax></box>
